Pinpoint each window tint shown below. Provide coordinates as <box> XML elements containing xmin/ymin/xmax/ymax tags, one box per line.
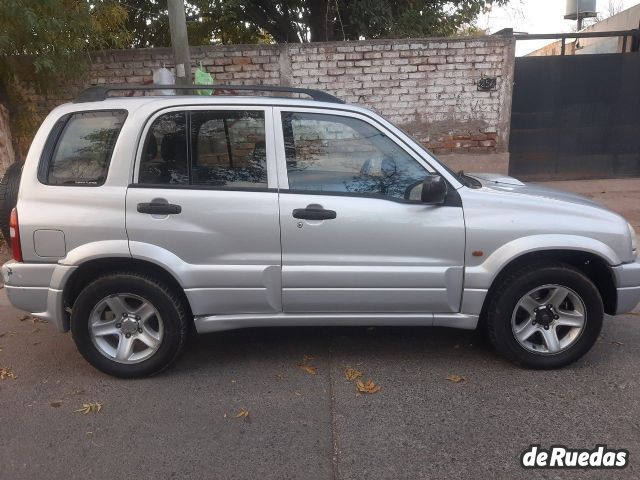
<box><xmin>45</xmin><ymin>110</ymin><xmax>126</xmax><ymax>185</ymax></box>
<box><xmin>138</xmin><ymin>110</ymin><xmax>267</xmax><ymax>188</ymax></box>
<box><xmin>139</xmin><ymin>112</ymin><xmax>188</xmax><ymax>185</ymax></box>
<box><xmin>281</xmin><ymin>112</ymin><xmax>427</xmax><ymax>200</ymax></box>
<box><xmin>191</xmin><ymin>111</ymin><xmax>266</xmax><ymax>188</ymax></box>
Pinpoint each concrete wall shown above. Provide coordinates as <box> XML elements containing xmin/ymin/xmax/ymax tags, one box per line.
<box><xmin>8</xmin><ymin>35</ymin><xmax>515</xmax><ymax>174</ymax></box>
<box><xmin>528</xmin><ymin>4</ymin><xmax>640</xmax><ymax>57</ymax></box>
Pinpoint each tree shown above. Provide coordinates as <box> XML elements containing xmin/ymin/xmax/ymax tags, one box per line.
<box><xmin>0</xmin><ymin>0</ymin><xmax>129</xmax><ymax>149</ymax></box>
<box><xmin>120</xmin><ymin>0</ymin><xmax>269</xmax><ymax>47</ymax></box>
<box><xmin>122</xmin><ymin>0</ymin><xmax>508</xmax><ymax>46</ymax></box>
<box><xmin>213</xmin><ymin>0</ymin><xmax>509</xmax><ymax>43</ymax></box>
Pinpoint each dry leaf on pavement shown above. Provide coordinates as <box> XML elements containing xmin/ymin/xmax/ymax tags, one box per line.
<box><xmin>345</xmin><ymin>367</ymin><xmax>363</xmax><ymax>381</ymax></box>
<box><xmin>0</xmin><ymin>367</ymin><xmax>16</xmax><ymax>380</ymax></box>
<box><xmin>356</xmin><ymin>379</ymin><xmax>381</xmax><ymax>394</ymax></box>
<box><xmin>299</xmin><ymin>355</ymin><xmax>317</xmax><ymax>375</ymax></box>
<box><xmin>75</xmin><ymin>402</ymin><xmax>102</xmax><ymax>414</ymax></box>
<box><xmin>446</xmin><ymin>375</ymin><xmax>466</xmax><ymax>383</ymax></box>
<box><xmin>234</xmin><ymin>409</ymin><xmax>250</xmax><ymax>418</ymax></box>
<box><xmin>299</xmin><ymin>365</ymin><xmax>317</xmax><ymax>375</ymax></box>
<box><xmin>50</xmin><ymin>401</ymin><xmax>63</xmax><ymax>408</ymax></box>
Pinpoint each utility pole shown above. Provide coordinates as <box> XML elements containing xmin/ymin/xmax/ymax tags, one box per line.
<box><xmin>167</xmin><ymin>0</ymin><xmax>192</xmax><ymax>86</ymax></box>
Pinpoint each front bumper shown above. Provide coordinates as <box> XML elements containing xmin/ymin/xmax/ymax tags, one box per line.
<box><xmin>611</xmin><ymin>257</ymin><xmax>640</xmax><ymax>315</ymax></box>
<box><xmin>1</xmin><ymin>260</ymin><xmax>76</xmax><ymax>332</ymax></box>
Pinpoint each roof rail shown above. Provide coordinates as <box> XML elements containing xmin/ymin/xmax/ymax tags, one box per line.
<box><xmin>74</xmin><ymin>84</ymin><xmax>344</xmax><ymax>104</ymax></box>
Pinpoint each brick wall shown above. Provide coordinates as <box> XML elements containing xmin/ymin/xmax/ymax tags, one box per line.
<box><xmin>12</xmin><ymin>35</ymin><xmax>515</xmax><ymax>171</ymax></box>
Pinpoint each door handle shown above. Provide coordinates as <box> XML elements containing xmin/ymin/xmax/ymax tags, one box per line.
<box><xmin>137</xmin><ymin>202</ymin><xmax>182</xmax><ymax>215</ymax></box>
<box><xmin>292</xmin><ymin>204</ymin><xmax>337</xmax><ymax>220</ymax></box>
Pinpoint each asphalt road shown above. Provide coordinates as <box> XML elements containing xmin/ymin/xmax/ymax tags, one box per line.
<box><xmin>1</xmin><ymin>290</ymin><xmax>639</xmax><ymax>480</ymax></box>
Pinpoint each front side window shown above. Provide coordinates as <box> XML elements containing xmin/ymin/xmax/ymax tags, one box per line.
<box><xmin>44</xmin><ymin>110</ymin><xmax>126</xmax><ymax>185</ymax></box>
<box><xmin>281</xmin><ymin>112</ymin><xmax>428</xmax><ymax>201</ymax></box>
<box><xmin>138</xmin><ymin>110</ymin><xmax>267</xmax><ymax>189</ymax></box>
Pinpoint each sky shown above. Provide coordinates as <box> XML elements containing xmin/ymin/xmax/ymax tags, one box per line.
<box><xmin>477</xmin><ymin>0</ymin><xmax>640</xmax><ymax>55</ymax></box>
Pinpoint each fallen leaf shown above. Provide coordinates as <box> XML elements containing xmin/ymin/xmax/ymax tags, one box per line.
<box><xmin>0</xmin><ymin>367</ymin><xmax>16</xmax><ymax>379</ymax></box>
<box><xmin>75</xmin><ymin>402</ymin><xmax>102</xmax><ymax>414</ymax></box>
<box><xmin>275</xmin><ymin>373</ymin><xmax>285</xmax><ymax>380</ymax></box>
<box><xmin>610</xmin><ymin>341</ymin><xmax>624</xmax><ymax>346</ymax></box>
<box><xmin>299</xmin><ymin>364</ymin><xmax>317</xmax><ymax>375</ymax></box>
<box><xmin>446</xmin><ymin>375</ymin><xmax>466</xmax><ymax>383</ymax></box>
<box><xmin>345</xmin><ymin>367</ymin><xmax>363</xmax><ymax>381</ymax></box>
<box><xmin>50</xmin><ymin>401</ymin><xmax>63</xmax><ymax>408</ymax></box>
<box><xmin>19</xmin><ymin>315</ymin><xmax>30</xmax><ymax>322</ymax></box>
<box><xmin>356</xmin><ymin>379</ymin><xmax>381</xmax><ymax>394</ymax></box>
<box><xmin>234</xmin><ymin>409</ymin><xmax>249</xmax><ymax>418</ymax></box>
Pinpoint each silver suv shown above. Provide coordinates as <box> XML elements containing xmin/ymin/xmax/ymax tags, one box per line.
<box><xmin>2</xmin><ymin>85</ymin><xmax>639</xmax><ymax>378</ymax></box>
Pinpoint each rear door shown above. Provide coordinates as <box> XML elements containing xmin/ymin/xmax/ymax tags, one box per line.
<box><xmin>274</xmin><ymin>107</ymin><xmax>466</xmax><ymax>314</ymax></box>
<box><xmin>126</xmin><ymin>106</ymin><xmax>282</xmax><ymax>316</ymax></box>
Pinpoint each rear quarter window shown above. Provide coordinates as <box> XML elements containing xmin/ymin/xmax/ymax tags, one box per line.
<box><xmin>40</xmin><ymin>110</ymin><xmax>127</xmax><ymax>186</ymax></box>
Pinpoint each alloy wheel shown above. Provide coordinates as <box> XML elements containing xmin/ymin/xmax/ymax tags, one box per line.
<box><xmin>511</xmin><ymin>284</ymin><xmax>586</xmax><ymax>355</ymax></box>
<box><xmin>88</xmin><ymin>293</ymin><xmax>164</xmax><ymax>364</ymax></box>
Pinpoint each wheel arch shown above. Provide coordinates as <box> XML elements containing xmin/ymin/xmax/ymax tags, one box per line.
<box><xmin>479</xmin><ymin>249</ymin><xmax>617</xmax><ymax>322</ymax></box>
<box><xmin>62</xmin><ymin>257</ymin><xmax>193</xmax><ymax>329</ymax></box>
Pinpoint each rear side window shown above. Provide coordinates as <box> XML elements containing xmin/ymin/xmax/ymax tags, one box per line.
<box><xmin>191</xmin><ymin>111</ymin><xmax>266</xmax><ymax>188</ymax></box>
<box><xmin>139</xmin><ymin>112</ymin><xmax>189</xmax><ymax>185</ymax></box>
<box><xmin>42</xmin><ymin>110</ymin><xmax>126</xmax><ymax>186</ymax></box>
<box><xmin>138</xmin><ymin>110</ymin><xmax>267</xmax><ymax>188</ymax></box>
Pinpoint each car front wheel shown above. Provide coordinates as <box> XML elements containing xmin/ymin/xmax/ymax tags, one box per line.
<box><xmin>71</xmin><ymin>272</ymin><xmax>188</xmax><ymax>378</ymax></box>
<box><xmin>486</xmin><ymin>263</ymin><xmax>603</xmax><ymax>369</ymax></box>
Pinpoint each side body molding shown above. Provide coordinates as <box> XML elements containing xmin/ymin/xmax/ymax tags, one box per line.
<box><xmin>128</xmin><ymin>241</ymin><xmax>282</xmax><ymax>315</ymax></box>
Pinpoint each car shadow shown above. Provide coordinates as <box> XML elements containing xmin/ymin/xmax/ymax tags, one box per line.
<box><xmin>171</xmin><ymin>325</ymin><xmax>503</xmax><ymax>374</ymax></box>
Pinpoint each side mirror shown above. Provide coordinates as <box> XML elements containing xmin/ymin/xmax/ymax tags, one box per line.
<box><xmin>421</xmin><ymin>175</ymin><xmax>447</xmax><ymax>204</ymax></box>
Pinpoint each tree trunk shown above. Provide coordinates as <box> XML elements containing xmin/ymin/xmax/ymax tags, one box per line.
<box><xmin>0</xmin><ymin>83</ymin><xmax>17</xmax><ymax>173</ymax></box>
<box><xmin>308</xmin><ymin>0</ymin><xmax>334</xmax><ymax>42</ymax></box>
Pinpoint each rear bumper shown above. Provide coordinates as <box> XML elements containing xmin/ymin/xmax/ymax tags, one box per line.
<box><xmin>612</xmin><ymin>258</ymin><xmax>640</xmax><ymax>315</ymax></box>
<box><xmin>1</xmin><ymin>260</ymin><xmax>75</xmax><ymax>332</ymax></box>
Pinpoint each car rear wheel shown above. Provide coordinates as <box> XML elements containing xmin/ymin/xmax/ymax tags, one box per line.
<box><xmin>486</xmin><ymin>263</ymin><xmax>603</xmax><ymax>369</ymax></box>
<box><xmin>71</xmin><ymin>272</ymin><xmax>188</xmax><ymax>378</ymax></box>
<box><xmin>0</xmin><ymin>161</ymin><xmax>23</xmax><ymax>242</ymax></box>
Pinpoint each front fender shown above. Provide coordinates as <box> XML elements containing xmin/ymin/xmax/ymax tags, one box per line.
<box><xmin>464</xmin><ymin>234</ymin><xmax>620</xmax><ymax>290</ymax></box>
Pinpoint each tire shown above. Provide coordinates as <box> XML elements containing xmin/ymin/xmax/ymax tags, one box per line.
<box><xmin>0</xmin><ymin>161</ymin><xmax>23</xmax><ymax>242</ymax></box>
<box><xmin>486</xmin><ymin>263</ymin><xmax>603</xmax><ymax>369</ymax></box>
<box><xmin>71</xmin><ymin>272</ymin><xmax>189</xmax><ymax>378</ymax></box>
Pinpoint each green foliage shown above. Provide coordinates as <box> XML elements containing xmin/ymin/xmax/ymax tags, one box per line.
<box><xmin>121</xmin><ymin>0</ymin><xmax>507</xmax><ymax>47</ymax></box>
<box><xmin>0</xmin><ymin>0</ymin><xmax>129</xmax><ymax>140</ymax></box>
<box><xmin>204</xmin><ymin>0</ymin><xmax>507</xmax><ymax>43</ymax></box>
<box><xmin>119</xmin><ymin>0</ymin><xmax>268</xmax><ymax>47</ymax></box>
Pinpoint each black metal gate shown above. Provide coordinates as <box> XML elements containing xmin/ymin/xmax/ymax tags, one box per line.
<box><xmin>509</xmin><ymin>52</ymin><xmax>640</xmax><ymax>180</ymax></box>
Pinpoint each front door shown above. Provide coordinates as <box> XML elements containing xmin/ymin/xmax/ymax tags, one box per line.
<box><xmin>274</xmin><ymin>108</ymin><xmax>465</xmax><ymax>314</ymax></box>
<box><xmin>126</xmin><ymin>106</ymin><xmax>282</xmax><ymax>316</ymax></box>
